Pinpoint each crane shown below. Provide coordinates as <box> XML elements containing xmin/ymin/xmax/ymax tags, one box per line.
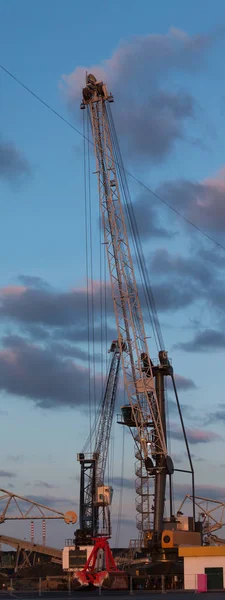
<box><xmin>70</xmin><ymin>340</ymin><xmax>128</xmax><ymax>587</ymax></box>
<box><xmin>75</xmin><ymin>340</ymin><xmax>124</xmax><ymax>546</ymax></box>
<box><xmin>80</xmin><ymin>73</ymin><xmax>200</xmax><ymax>560</ymax></box>
<box><xmin>80</xmin><ymin>74</ymin><xmax>173</xmax><ymax>554</ymax></box>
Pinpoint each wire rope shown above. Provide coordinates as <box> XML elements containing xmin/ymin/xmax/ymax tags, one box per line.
<box><xmin>1</xmin><ymin>63</ymin><xmax>225</xmax><ymax>255</ymax></box>
<box><xmin>83</xmin><ymin>111</ymin><xmax>92</xmax><ymax>449</ymax></box>
<box><xmin>87</xmin><ymin>117</ymin><xmax>97</xmax><ymax>440</ymax></box>
<box><xmin>115</xmin><ymin>425</ymin><xmax>125</xmax><ymax>548</ymax></box>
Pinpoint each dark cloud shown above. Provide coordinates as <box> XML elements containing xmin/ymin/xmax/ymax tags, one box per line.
<box><xmin>48</xmin><ymin>341</ymin><xmax>102</xmax><ymax>363</ymax></box>
<box><xmin>167</xmin><ymin>397</ymin><xmax>199</xmax><ymax>427</ymax></box>
<box><xmin>35</xmin><ymin>481</ymin><xmax>56</xmax><ymax>490</ymax></box>
<box><xmin>48</xmin><ymin>341</ymin><xmax>91</xmax><ymax>361</ymax></box>
<box><xmin>151</xmin><ymin>280</ymin><xmax>199</xmax><ymax>312</ymax></box>
<box><xmin>170</xmin><ymin>426</ymin><xmax>221</xmax><ymax>445</ymax></box>
<box><xmin>174</xmin><ymin>329</ymin><xmax>225</xmax><ymax>352</ymax></box>
<box><xmin>151</xmin><ymin>249</ymin><xmax>212</xmax><ymax>285</ymax></box>
<box><xmin>143</xmin><ymin>244</ymin><xmax>225</xmax><ymax>324</ymax></box>
<box><xmin>27</xmin><ymin>495</ymin><xmax>75</xmax><ymax>509</ymax></box>
<box><xmin>115</xmin><ymin>89</ymin><xmax>195</xmax><ymax>162</ymax></box>
<box><xmin>62</xmin><ymin>28</ymin><xmax>216</xmax><ymax>161</ymax></box>
<box><xmin>6</xmin><ymin>454</ymin><xmax>24</xmax><ymax>463</ymax></box>
<box><xmin>191</xmin><ymin>453</ymin><xmax>205</xmax><ymax>462</ymax></box>
<box><xmin>112</xmin><ymin>516</ymin><xmax>135</xmax><ymax>528</ymax></box>
<box><xmin>132</xmin><ymin>194</ymin><xmax>175</xmax><ymax>240</ymax></box>
<box><xmin>0</xmin><ymin>281</ymin><xmax>113</xmax><ymax>327</ymax></box>
<box><xmin>0</xmin><ymin>334</ymin><xmax>101</xmax><ymax>409</ymax></box>
<box><xmin>157</xmin><ymin>169</ymin><xmax>225</xmax><ymax>234</ymax></box>
<box><xmin>18</xmin><ymin>275</ymin><xmax>50</xmax><ymax>289</ymax></box>
<box><xmin>168</xmin><ymin>374</ymin><xmax>196</xmax><ymax>391</ymax></box>
<box><xmin>205</xmin><ymin>403</ymin><xmax>225</xmax><ymax>424</ymax></box>
<box><xmin>0</xmin><ymin>140</ymin><xmax>30</xmax><ymax>181</ymax></box>
<box><xmin>171</xmin><ymin>452</ymin><xmax>185</xmax><ymax>465</ymax></box>
<box><xmin>113</xmin><ymin>477</ymin><xmax>134</xmax><ymax>490</ymax></box>
<box><xmin>174</xmin><ymin>482</ymin><xmax>225</xmax><ymax>501</ymax></box>
<box><xmin>0</xmin><ymin>470</ymin><xmax>16</xmax><ymax>478</ymax></box>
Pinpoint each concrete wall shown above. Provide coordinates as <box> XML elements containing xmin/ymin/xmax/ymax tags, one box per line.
<box><xmin>184</xmin><ymin>556</ymin><xmax>225</xmax><ymax>589</ymax></box>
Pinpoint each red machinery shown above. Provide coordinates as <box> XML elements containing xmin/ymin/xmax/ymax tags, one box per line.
<box><xmin>74</xmin><ymin>537</ymin><xmax>125</xmax><ymax>587</ymax></box>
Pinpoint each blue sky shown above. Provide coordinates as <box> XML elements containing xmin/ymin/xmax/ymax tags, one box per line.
<box><xmin>1</xmin><ymin>1</ymin><xmax>225</xmax><ymax>548</ymax></box>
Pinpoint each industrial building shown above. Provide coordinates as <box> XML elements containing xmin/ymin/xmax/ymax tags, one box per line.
<box><xmin>179</xmin><ymin>546</ymin><xmax>225</xmax><ymax>590</ymax></box>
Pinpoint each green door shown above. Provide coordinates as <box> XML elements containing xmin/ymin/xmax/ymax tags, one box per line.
<box><xmin>205</xmin><ymin>567</ymin><xmax>223</xmax><ymax>590</ymax></box>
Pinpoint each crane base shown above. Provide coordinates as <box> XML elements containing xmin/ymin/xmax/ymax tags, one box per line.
<box><xmin>74</xmin><ymin>570</ymin><xmax>128</xmax><ymax>588</ymax></box>
<box><xmin>73</xmin><ymin>537</ymin><xmax>127</xmax><ymax>589</ymax></box>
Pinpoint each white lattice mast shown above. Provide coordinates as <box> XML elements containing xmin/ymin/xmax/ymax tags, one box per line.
<box><xmin>81</xmin><ymin>74</ymin><xmax>172</xmax><ymax>545</ymax></box>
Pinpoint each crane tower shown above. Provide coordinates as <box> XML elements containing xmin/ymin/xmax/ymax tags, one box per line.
<box><xmin>80</xmin><ymin>74</ymin><xmax>174</xmax><ymax>552</ymax></box>
<box><xmin>80</xmin><ymin>74</ymin><xmax>201</xmax><ymax>559</ymax></box>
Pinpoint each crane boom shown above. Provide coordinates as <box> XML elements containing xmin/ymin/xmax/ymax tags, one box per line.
<box><xmin>76</xmin><ymin>341</ymin><xmax>122</xmax><ymax>543</ymax></box>
<box><xmin>81</xmin><ymin>74</ymin><xmax>174</xmax><ymax>547</ymax></box>
<box><xmin>95</xmin><ymin>340</ymin><xmax>122</xmax><ymax>485</ymax></box>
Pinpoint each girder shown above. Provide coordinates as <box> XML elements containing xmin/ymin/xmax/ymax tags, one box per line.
<box><xmin>81</xmin><ymin>73</ymin><xmax>169</xmax><ymax>542</ymax></box>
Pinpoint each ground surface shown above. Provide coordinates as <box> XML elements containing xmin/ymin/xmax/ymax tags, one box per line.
<box><xmin>0</xmin><ymin>593</ymin><xmax>225</xmax><ymax>599</ymax></box>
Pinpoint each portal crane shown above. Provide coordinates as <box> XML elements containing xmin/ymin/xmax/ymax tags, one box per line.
<box><xmin>80</xmin><ymin>74</ymin><xmax>174</xmax><ymax>554</ymax></box>
<box><xmin>80</xmin><ymin>73</ymin><xmax>200</xmax><ymax>559</ymax></box>
<box><xmin>75</xmin><ymin>340</ymin><xmax>124</xmax><ymax>546</ymax></box>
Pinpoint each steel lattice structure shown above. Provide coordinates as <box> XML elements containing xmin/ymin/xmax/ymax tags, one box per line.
<box><xmin>77</xmin><ymin>342</ymin><xmax>122</xmax><ymax>540</ymax></box>
<box><xmin>178</xmin><ymin>494</ymin><xmax>225</xmax><ymax>538</ymax></box>
<box><xmin>81</xmin><ymin>74</ymin><xmax>172</xmax><ymax>543</ymax></box>
<box><xmin>0</xmin><ymin>488</ymin><xmax>76</xmax><ymax>524</ymax></box>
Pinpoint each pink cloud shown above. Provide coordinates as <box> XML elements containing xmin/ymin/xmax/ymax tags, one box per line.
<box><xmin>0</xmin><ymin>349</ymin><xmax>17</xmax><ymax>364</ymax></box>
<box><xmin>171</xmin><ymin>424</ymin><xmax>222</xmax><ymax>444</ymax></box>
<box><xmin>0</xmin><ymin>285</ymin><xmax>26</xmax><ymax>297</ymax></box>
<box><xmin>60</xmin><ymin>28</ymin><xmax>211</xmax><ymax>102</ymax></box>
<box><xmin>60</xmin><ymin>28</ymin><xmax>215</xmax><ymax>163</ymax></box>
<box><xmin>72</xmin><ymin>280</ymin><xmax>111</xmax><ymax>296</ymax></box>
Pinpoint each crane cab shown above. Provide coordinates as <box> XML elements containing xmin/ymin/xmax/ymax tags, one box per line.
<box><xmin>96</xmin><ymin>485</ymin><xmax>113</xmax><ymax>506</ymax></box>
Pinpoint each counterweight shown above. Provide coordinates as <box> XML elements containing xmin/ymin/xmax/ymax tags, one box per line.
<box><xmin>81</xmin><ymin>74</ymin><xmax>174</xmax><ymax>547</ymax></box>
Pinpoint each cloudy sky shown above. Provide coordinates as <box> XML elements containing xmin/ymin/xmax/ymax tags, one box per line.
<box><xmin>1</xmin><ymin>0</ymin><xmax>225</xmax><ymax>548</ymax></box>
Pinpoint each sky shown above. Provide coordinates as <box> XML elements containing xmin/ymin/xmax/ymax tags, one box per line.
<box><xmin>1</xmin><ymin>0</ymin><xmax>225</xmax><ymax>549</ymax></box>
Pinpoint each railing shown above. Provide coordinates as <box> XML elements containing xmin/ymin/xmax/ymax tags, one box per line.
<box><xmin>65</xmin><ymin>538</ymin><xmax>74</xmax><ymax>546</ymax></box>
<box><xmin>0</xmin><ymin>572</ymin><xmax>221</xmax><ymax>593</ymax></box>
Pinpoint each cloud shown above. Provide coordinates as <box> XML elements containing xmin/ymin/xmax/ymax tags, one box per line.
<box><xmin>18</xmin><ymin>275</ymin><xmax>50</xmax><ymax>289</ymax></box>
<box><xmin>35</xmin><ymin>481</ymin><xmax>56</xmax><ymax>490</ymax></box>
<box><xmin>112</xmin><ymin>515</ymin><xmax>135</xmax><ymax>528</ymax></box>
<box><xmin>174</xmin><ymin>329</ymin><xmax>225</xmax><ymax>352</ymax></box>
<box><xmin>157</xmin><ymin>166</ymin><xmax>225</xmax><ymax>234</ymax></box>
<box><xmin>0</xmin><ymin>334</ymin><xmax>101</xmax><ymax>409</ymax></box>
<box><xmin>0</xmin><ymin>140</ymin><xmax>30</xmax><ymax>181</ymax></box>
<box><xmin>113</xmin><ymin>477</ymin><xmax>134</xmax><ymax>490</ymax></box>
<box><xmin>170</xmin><ymin>426</ymin><xmax>221</xmax><ymax>445</ymax></box>
<box><xmin>0</xmin><ymin>280</ymin><xmax>113</xmax><ymax>327</ymax></box>
<box><xmin>48</xmin><ymin>341</ymin><xmax>94</xmax><ymax>361</ymax></box>
<box><xmin>205</xmin><ymin>403</ymin><xmax>225</xmax><ymax>424</ymax></box>
<box><xmin>0</xmin><ymin>470</ymin><xmax>16</xmax><ymax>478</ymax></box>
<box><xmin>27</xmin><ymin>494</ymin><xmax>75</xmax><ymax>509</ymax></box>
<box><xmin>61</xmin><ymin>28</ymin><xmax>214</xmax><ymax>162</ymax></box>
<box><xmin>151</xmin><ymin>249</ymin><xmax>212</xmax><ymax>285</ymax></box>
<box><xmin>132</xmin><ymin>193</ymin><xmax>175</xmax><ymax>240</ymax></box>
<box><xmin>150</xmin><ymin>279</ymin><xmax>199</xmax><ymax>312</ymax></box>
<box><xmin>167</xmin><ymin>397</ymin><xmax>191</xmax><ymax>417</ymax></box>
<box><xmin>6</xmin><ymin>454</ymin><xmax>24</xmax><ymax>463</ymax></box>
<box><xmin>175</xmin><ymin>482</ymin><xmax>225</xmax><ymax>501</ymax></box>
<box><xmin>168</xmin><ymin>373</ymin><xmax>196</xmax><ymax>391</ymax></box>
<box><xmin>191</xmin><ymin>453</ymin><xmax>206</xmax><ymax>462</ymax></box>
